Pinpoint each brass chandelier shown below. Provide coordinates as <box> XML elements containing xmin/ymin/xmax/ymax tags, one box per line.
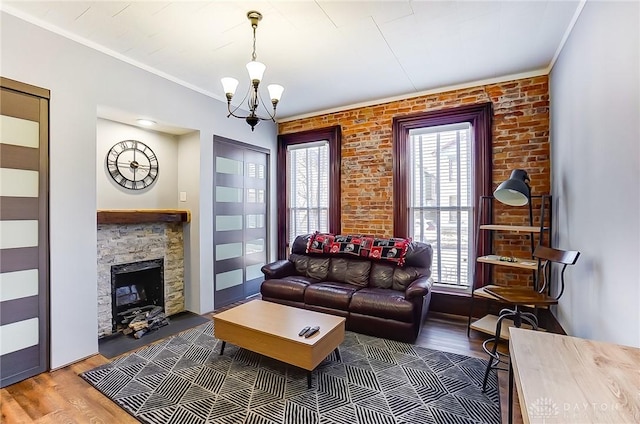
<box><xmin>221</xmin><ymin>11</ymin><xmax>284</xmax><ymax>131</ymax></box>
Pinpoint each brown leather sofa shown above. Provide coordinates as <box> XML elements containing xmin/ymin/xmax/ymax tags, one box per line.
<box><xmin>260</xmin><ymin>234</ymin><xmax>433</xmax><ymax>343</ymax></box>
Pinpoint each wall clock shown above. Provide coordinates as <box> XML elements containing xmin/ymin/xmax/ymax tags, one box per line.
<box><xmin>106</xmin><ymin>140</ymin><xmax>159</xmax><ymax>190</ymax></box>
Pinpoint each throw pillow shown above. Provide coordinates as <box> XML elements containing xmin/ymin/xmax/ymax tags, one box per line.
<box><xmin>306</xmin><ymin>232</ymin><xmax>411</xmax><ymax>266</ymax></box>
<box><xmin>307</xmin><ymin>232</ymin><xmax>335</xmax><ymax>254</ymax></box>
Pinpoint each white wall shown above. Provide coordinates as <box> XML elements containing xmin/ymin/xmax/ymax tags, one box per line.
<box><xmin>96</xmin><ymin>119</ymin><xmax>179</xmax><ymax>209</ymax></box>
<box><xmin>177</xmin><ymin>131</ymin><xmax>202</xmax><ymax>313</ymax></box>
<box><xmin>550</xmin><ymin>1</ymin><xmax>639</xmax><ymax>347</ymax></box>
<box><xmin>0</xmin><ymin>12</ymin><xmax>278</xmax><ymax>368</ymax></box>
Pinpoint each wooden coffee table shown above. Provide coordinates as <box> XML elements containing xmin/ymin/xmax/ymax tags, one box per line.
<box><xmin>213</xmin><ymin>299</ymin><xmax>346</xmax><ymax>388</ymax></box>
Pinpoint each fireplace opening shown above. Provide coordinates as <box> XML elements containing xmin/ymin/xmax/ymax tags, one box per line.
<box><xmin>111</xmin><ymin>258</ymin><xmax>164</xmax><ymax>332</ymax></box>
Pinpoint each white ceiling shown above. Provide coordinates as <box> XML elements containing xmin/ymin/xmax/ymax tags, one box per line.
<box><xmin>2</xmin><ymin>1</ymin><xmax>582</xmax><ymax>122</ymax></box>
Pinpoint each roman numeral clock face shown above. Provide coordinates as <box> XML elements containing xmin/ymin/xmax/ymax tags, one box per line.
<box><xmin>106</xmin><ymin>140</ymin><xmax>159</xmax><ymax>190</ymax></box>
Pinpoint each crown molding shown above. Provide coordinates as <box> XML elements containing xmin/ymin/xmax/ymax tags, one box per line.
<box><xmin>548</xmin><ymin>0</ymin><xmax>587</xmax><ymax>72</ymax></box>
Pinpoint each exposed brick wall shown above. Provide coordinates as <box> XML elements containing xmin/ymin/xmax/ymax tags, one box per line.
<box><xmin>279</xmin><ymin>75</ymin><xmax>550</xmax><ymax>286</ymax></box>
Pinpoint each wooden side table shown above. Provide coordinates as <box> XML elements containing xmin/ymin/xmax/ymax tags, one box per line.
<box><xmin>508</xmin><ymin>328</ymin><xmax>640</xmax><ymax>423</ymax></box>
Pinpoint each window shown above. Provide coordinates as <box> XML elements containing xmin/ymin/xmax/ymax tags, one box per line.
<box><xmin>449</xmin><ymin>195</ymin><xmax>458</xmax><ymax>223</ymax></box>
<box><xmin>424</xmin><ymin>172</ymin><xmax>435</xmax><ymax>201</ymax></box>
<box><xmin>410</xmin><ymin>124</ymin><xmax>470</xmax><ymax>285</ymax></box>
<box><xmin>393</xmin><ymin>104</ymin><xmax>492</xmax><ymax>288</ymax></box>
<box><xmin>277</xmin><ymin>126</ymin><xmax>341</xmax><ymax>258</ymax></box>
<box><xmin>287</xmin><ymin>142</ymin><xmax>328</xmax><ymax>242</ymax></box>
<box><xmin>448</xmin><ymin>157</ymin><xmax>454</xmax><ymax>181</ymax></box>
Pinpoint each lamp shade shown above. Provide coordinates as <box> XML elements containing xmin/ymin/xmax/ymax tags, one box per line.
<box><xmin>494</xmin><ymin>169</ymin><xmax>531</xmax><ymax>206</ymax></box>
<box><xmin>221</xmin><ymin>77</ymin><xmax>239</xmax><ymax>97</ymax></box>
<box><xmin>246</xmin><ymin>61</ymin><xmax>266</xmax><ymax>82</ymax></box>
<box><xmin>267</xmin><ymin>84</ymin><xmax>284</xmax><ymax>103</ymax></box>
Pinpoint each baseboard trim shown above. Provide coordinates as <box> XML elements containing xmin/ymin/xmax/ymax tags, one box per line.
<box><xmin>50</xmin><ymin>353</ymin><xmax>99</xmax><ymax>372</ymax></box>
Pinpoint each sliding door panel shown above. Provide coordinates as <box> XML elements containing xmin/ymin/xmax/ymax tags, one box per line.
<box><xmin>213</xmin><ymin>136</ymin><xmax>269</xmax><ymax>308</ymax></box>
<box><xmin>0</xmin><ymin>78</ymin><xmax>49</xmax><ymax>387</ymax></box>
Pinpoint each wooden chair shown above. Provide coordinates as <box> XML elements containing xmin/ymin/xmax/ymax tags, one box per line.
<box><xmin>481</xmin><ymin>245</ymin><xmax>580</xmax><ymax>391</ymax></box>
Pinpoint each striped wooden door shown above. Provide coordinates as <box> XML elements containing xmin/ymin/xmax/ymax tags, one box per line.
<box><xmin>0</xmin><ymin>78</ymin><xmax>49</xmax><ymax>388</ymax></box>
<box><xmin>213</xmin><ymin>136</ymin><xmax>269</xmax><ymax>309</ymax></box>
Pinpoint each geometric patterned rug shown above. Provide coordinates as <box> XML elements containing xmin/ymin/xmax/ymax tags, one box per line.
<box><xmin>81</xmin><ymin>322</ymin><xmax>500</xmax><ymax>424</ymax></box>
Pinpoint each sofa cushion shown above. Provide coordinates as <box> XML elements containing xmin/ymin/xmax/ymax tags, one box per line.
<box><xmin>393</xmin><ymin>266</ymin><xmax>424</xmax><ymax>291</ymax></box>
<box><xmin>328</xmin><ymin>258</ymin><xmax>371</xmax><ymax>287</ymax></box>
<box><xmin>260</xmin><ymin>277</ymin><xmax>313</xmax><ymax>302</ymax></box>
<box><xmin>304</xmin><ymin>282</ymin><xmax>359</xmax><ymax>310</ymax></box>
<box><xmin>290</xmin><ymin>253</ymin><xmax>309</xmax><ymax>275</ymax></box>
<box><xmin>404</xmin><ymin>242</ymin><xmax>433</xmax><ymax>269</ymax></box>
<box><xmin>291</xmin><ymin>236</ymin><xmax>312</xmax><ymax>255</ymax></box>
<box><xmin>369</xmin><ymin>262</ymin><xmax>395</xmax><ymax>289</ymax></box>
<box><xmin>349</xmin><ymin>288</ymin><xmax>415</xmax><ymax>323</ymax></box>
<box><xmin>290</xmin><ymin>253</ymin><xmax>330</xmax><ymax>281</ymax></box>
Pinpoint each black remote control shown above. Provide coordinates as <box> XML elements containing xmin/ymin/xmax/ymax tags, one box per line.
<box><xmin>304</xmin><ymin>326</ymin><xmax>320</xmax><ymax>338</ymax></box>
<box><xmin>298</xmin><ymin>326</ymin><xmax>311</xmax><ymax>336</ymax></box>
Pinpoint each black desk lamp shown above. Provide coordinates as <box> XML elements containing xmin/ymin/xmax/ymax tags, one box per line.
<box><xmin>494</xmin><ymin>168</ymin><xmax>535</xmax><ymax>261</ymax></box>
<box><xmin>494</xmin><ymin>169</ymin><xmax>531</xmax><ymax>207</ymax></box>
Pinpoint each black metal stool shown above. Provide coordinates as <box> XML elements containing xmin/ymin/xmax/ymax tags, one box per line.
<box><xmin>481</xmin><ymin>304</ymin><xmax>539</xmax><ymax>391</ymax></box>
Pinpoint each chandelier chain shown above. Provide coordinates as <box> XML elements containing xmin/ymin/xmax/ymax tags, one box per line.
<box><xmin>251</xmin><ymin>24</ymin><xmax>257</xmax><ymax>62</ymax></box>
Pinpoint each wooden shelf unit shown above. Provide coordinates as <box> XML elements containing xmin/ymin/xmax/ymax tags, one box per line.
<box><xmin>469</xmin><ymin>314</ymin><xmax>537</xmax><ymax>340</ymax></box>
<box><xmin>467</xmin><ymin>195</ymin><xmax>552</xmax><ymax>339</ymax></box>
<box><xmin>479</xmin><ymin>224</ymin><xmax>547</xmax><ymax>233</ymax></box>
<box><xmin>476</xmin><ymin>254</ymin><xmax>538</xmax><ymax>270</ymax></box>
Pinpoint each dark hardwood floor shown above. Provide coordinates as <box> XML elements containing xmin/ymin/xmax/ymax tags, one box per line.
<box><xmin>1</xmin><ymin>310</ymin><xmax>522</xmax><ymax>424</ymax></box>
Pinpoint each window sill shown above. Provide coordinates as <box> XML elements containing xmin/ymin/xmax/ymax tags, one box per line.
<box><xmin>431</xmin><ymin>284</ymin><xmax>471</xmax><ymax>296</ymax></box>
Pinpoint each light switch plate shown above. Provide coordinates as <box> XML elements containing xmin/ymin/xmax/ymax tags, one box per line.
<box><xmin>179</xmin><ymin>191</ymin><xmax>187</xmax><ymax>202</ymax></box>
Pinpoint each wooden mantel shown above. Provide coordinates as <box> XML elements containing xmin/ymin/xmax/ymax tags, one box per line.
<box><xmin>97</xmin><ymin>209</ymin><xmax>191</xmax><ymax>225</ymax></box>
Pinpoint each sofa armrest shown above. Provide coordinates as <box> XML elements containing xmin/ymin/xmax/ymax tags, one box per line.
<box><xmin>261</xmin><ymin>260</ymin><xmax>296</xmax><ymax>279</ymax></box>
<box><xmin>404</xmin><ymin>276</ymin><xmax>433</xmax><ymax>300</ymax></box>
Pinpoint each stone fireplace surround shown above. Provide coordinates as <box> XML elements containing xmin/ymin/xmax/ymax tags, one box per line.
<box><xmin>96</xmin><ymin>210</ymin><xmax>188</xmax><ymax>338</ymax></box>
